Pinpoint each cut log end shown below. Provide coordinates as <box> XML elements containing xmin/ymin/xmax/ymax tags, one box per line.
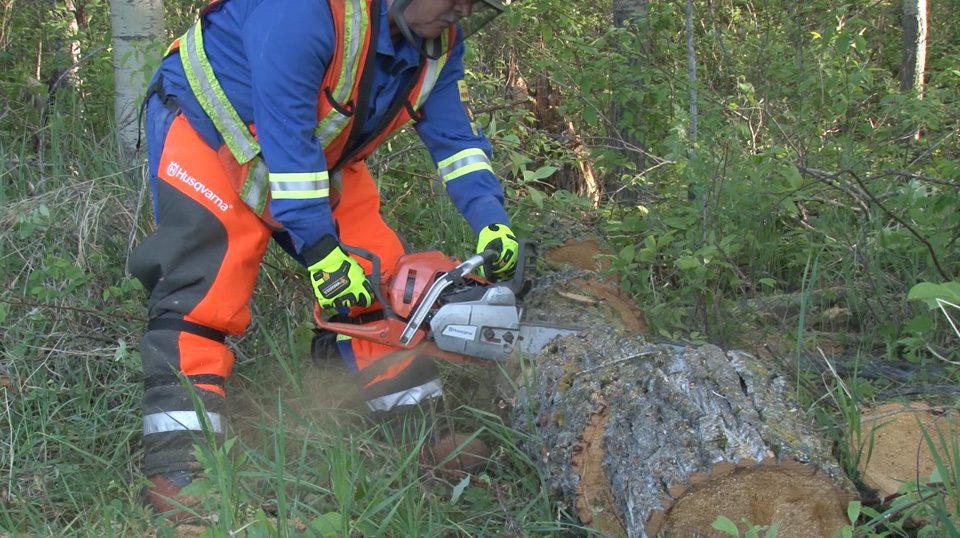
<box><xmin>647</xmin><ymin>461</ymin><xmax>851</xmax><ymax>538</ymax></box>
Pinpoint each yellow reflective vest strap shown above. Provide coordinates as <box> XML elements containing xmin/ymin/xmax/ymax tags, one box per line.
<box><xmin>437</xmin><ymin>147</ymin><xmax>493</xmax><ymax>183</ymax></box>
<box><xmin>180</xmin><ymin>22</ymin><xmax>261</xmax><ymax>164</ymax></box>
<box><xmin>413</xmin><ymin>32</ymin><xmax>451</xmax><ymax>111</ymax></box>
<box><xmin>315</xmin><ymin>0</ymin><xmax>371</xmax><ymax>147</ymax></box>
<box><xmin>241</xmin><ymin>158</ymin><xmax>269</xmax><ymax>215</ymax></box>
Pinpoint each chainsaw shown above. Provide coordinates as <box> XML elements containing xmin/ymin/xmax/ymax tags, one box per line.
<box><xmin>312</xmin><ymin>241</ymin><xmax>579</xmax><ymax>363</ymax></box>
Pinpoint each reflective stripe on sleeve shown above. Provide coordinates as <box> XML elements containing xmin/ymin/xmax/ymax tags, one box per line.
<box><xmin>269</xmin><ymin>172</ymin><xmax>331</xmax><ymax>200</ymax></box>
<box><xmin>241</xmin><ymin>158</ymin><xmax>269</xmax><ymax>214</ymax></box>
<box><xmin>365</xmin><ymin>378</ymin><xmax>443</xmax><ymax>412</ymax></box>
<box><xmin>143</xmin><ymin>411</ymin><xmax>224</xmax><ymax>435</ymax></box>
<box><xmin>437</xmin><ymin>148</ymin><xmax>493</xmax><ymax>183</ymax></box>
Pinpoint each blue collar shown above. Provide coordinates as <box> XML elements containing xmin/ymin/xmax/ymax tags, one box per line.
<box><xmin>376</xmin><ymin>2</ymin><xmax>422</xmax><ymax>67</ymax></box>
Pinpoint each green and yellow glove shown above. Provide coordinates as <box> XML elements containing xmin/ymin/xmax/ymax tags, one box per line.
<box><xmin>304</xmin><ymin>237</ymin><xmax>374</xmax><ymax>314</ymax></box>
<box><xmin>476</xmin><ymin>223</ymin><xmax>519</xmax><ymax>281</ymax></box>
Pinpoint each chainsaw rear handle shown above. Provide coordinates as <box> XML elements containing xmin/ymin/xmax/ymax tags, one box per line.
<box><xmin>312</xmin><ymin>243</ymin><xmax>427</xmax><ymax>349</ymax></box>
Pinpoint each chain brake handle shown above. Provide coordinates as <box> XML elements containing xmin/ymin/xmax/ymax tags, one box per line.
<box><xmin>398</xmin><ymin>240</ymin><xmax>534</xmax><ymax>346</ymax></box>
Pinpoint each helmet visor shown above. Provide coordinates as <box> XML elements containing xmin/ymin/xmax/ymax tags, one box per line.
<box><xmin>421</xmin><ymin>0</ymin><xmax>504</xmax><ymax>59</ymax></box>
<box><xmin>456</xmin><ymin>0</ymin><xmax>504</xmax><ymax>42</ymax></box>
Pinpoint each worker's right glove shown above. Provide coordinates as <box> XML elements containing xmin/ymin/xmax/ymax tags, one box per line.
<box><xmin>476</xmin><ymin>223</ymin><xmax>519</xmax><ymax>281</ymax></box>
<box><xmin>304</xmin><ymin>238</ymin><xmax>374</xmax><ymax>314</ymax></box>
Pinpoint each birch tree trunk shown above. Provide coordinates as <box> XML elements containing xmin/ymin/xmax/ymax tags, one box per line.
<box><xmin>55</xmin><ymin>0</ymin><xmax>83</xmax><ymax>91</ymax></box>
<box><xmin>684</xmin><ymin>0</ymin><xmax>698</xmax><ymax>149</ymax></box>
<box><xmin>110</xmin><ymin>0</ymin><xmax>165</xmax><ymax>157</ymax></box>
<box><xmin>900</xmin><ymin>0</ymin><xmax>926</xmax><ymax>141</ymax></box>
<box><xmin>900</xmin><ymin>0</ymin><xmax>927</xmax><ymax>96</ymax></box>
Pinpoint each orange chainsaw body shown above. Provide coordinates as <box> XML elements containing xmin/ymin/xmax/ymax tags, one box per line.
<box><xmin>312</xmin><ymin>250</ymin><xmax>487</xmax><ymax>354</ymax></box>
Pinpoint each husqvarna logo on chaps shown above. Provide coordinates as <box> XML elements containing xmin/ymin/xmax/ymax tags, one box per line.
<box><xmin>165</xmin><ymin>160</ymin><xmax>230</xmax><ymax>212</ymax></box>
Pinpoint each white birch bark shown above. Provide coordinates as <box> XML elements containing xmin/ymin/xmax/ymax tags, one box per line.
<box><xmin>110</xmin><ymin>0</ymin><xmax>165</xmax><ymax>157</ymax></box>
<box><xmin>685</xmin><ymin>0</ymin><xmax>698</xmax><ymax>147</ymax></box>
<box><xmin>61</xmin><ymin>0</ymin><xmax>82</xmax><ymax>89</ymax></box>
<box><xmin>900</xmin><ymin>0</ymin><xmax>927</xmax><ymax>96</ymax></box>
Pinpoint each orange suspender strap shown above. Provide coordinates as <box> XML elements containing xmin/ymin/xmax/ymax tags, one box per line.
<box><xmin>343</xmin><ymin>25</ymin><xmax>456</xmax><ymax>166</ymax></box>
<box><xmin>316</xmin><ymin>0</ymin><xmax>376</xmax><ymax>163</ymax></box>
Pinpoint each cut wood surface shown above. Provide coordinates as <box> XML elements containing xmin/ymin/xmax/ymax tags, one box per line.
<box><xmin>857</xmin><ymin>402</ymin><xmax>959</xmax><ymax>500</ymax></box>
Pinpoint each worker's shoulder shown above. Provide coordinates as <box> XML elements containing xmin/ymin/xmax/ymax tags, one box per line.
<box><xmin>241</xmin><ymin>0</ymin><xmax>338</xmax><ymax>47</ymax></box>
<box><xmin>246</xmin><ymin>0</ymin><xmax>336</xmax><ymax>23</ymax></box>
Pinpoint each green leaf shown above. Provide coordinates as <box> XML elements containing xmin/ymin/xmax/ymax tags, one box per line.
<box><xmin>676</xmin><ymin>256</ymin><xmax>700</xmax><ymax>271</ymax></box>
<box><xmin>907</xmin><ymin>282</ymin><xmax>960</xmax><ymax>309</ymax></box>
<box><xmin>530</xmin><ymin>165</ymin><xmax>558</xmax><ymax>181</ymax></box>
<box><xmin>583</xmin><ymin>106</ymin><xmax>598</xmax><ymax>125</ymax></box>
<box><xmin>782</xmin><ymin>165</ymin><xmax>803</xmax><ymax>190</ymax></box>
<box><xmin>309</xmin><ymin>512</ymin><xmax>342</xmax><ymax>537</ymax></box>
<box><xmin>663</xmin><ymin>216</ymin><xmax>694</xmax><ymax>230</ymax></box>
<box><xmin>450</xmin><ymin>475</ymin><xmax>470</xmax><ymax>505</ymax></box>
<box><xmin>903</xmin><ymin>315</ymin><xmax>933</xmax><ymax>334</ymax></box>
<box><xmin>712</xmin><ymin>515</ymin><xmax>740</xmax><ymax>537</ymax></box>
<box><xmin>527</xmin><ymin>186</ymin><xmax>545</xmax><ymax>209</ymax></box>
<box><xmin>846</xmin><ymin>500</ymin><xmax>861</xmax><ymax>524</ymax></box>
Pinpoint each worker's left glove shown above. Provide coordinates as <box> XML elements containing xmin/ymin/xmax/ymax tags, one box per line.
<box><xmin>304</xmin><ymin>237</ymin><xmax>375</xmax><ymax>314</ymax></box>
<box><xmin>476</xmin><ymin>223</ymin><xmax>518</xmax><ymax>281</ymax></box>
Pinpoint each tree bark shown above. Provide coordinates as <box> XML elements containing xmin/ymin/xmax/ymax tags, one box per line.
<box><xmin>60</xmin><ymin>0</ymin><xmax>82</xmax><ymax>91</ymax></box>
<box><xmin>685</xmin><ymin>0</ymin><xmax>698</xmax><ymax>149</ymax></box>
<box><xmin>899</xmin><ymin>0</ymin><xmax>927</xmax><ymax>96</ymax></box>
<box><xmin>109</xmin><ymin>0</ymin><xmax>165</xmax><ymax>157</ymax></box>
<box><xmin>900</xmin><ymin>0</ymin><xmax>927</xmax><ymax>141</ymax></box>
<box><xmin>511</xmin><ymin>263</ymin><xmax>856</xmax><ymax>538</ymax></box>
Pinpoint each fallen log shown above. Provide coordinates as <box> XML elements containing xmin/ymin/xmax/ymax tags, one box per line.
<box><xmin>510</xmin><ymin>254</ymin><xmax>857</xmax><ymax>537</ymax></box>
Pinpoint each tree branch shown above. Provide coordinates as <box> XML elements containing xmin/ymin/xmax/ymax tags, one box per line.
<box><xmin>844</xmin><ymin>169</ymin><xmax>951</xmax><ymax>281</ymax></box>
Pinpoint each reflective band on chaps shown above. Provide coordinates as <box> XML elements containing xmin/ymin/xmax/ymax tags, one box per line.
<box><xmin>365</xmin><ymin>378</ymin><xmax>442</xmax><ymax>412</ymax></box>
<box><xmin>143</xmin><ymin>410</ymin><xmax>225</xmax><ymax>434</ymax></box>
